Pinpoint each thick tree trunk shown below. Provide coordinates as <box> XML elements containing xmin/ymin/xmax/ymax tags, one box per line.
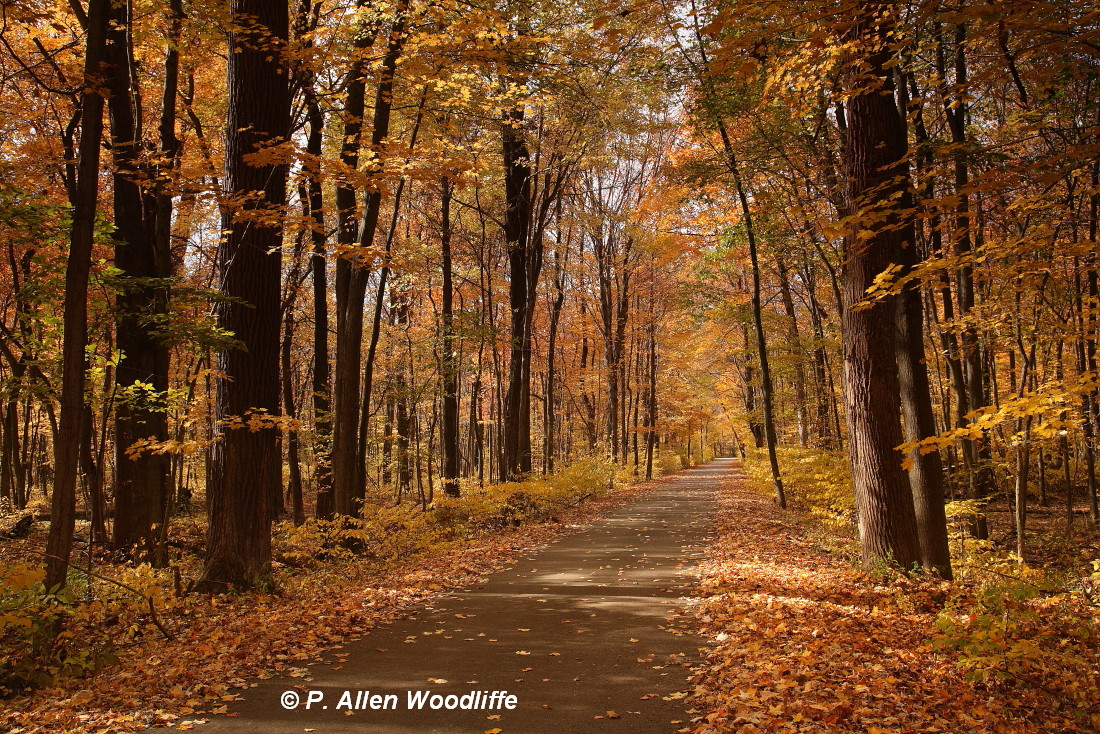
<box><xmin>198</xmin><ymin>0</ymin><xmax>290</xmax><ymax>591</ymax></box>
<box><xmin>840</xmin><ymin>1</ymin><xmax>922</xmax><ymax>571</ymax></box>
<box><xmin>107</xmin><ymin>0</ymin><xmax>177</xmax><ymax>565</ymax></box>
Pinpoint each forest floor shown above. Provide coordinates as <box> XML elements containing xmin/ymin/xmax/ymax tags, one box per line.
<box><xmin>689</xmin><ymin>463</ymin><xmax>1100</xmax><ymax>733</ymax></box>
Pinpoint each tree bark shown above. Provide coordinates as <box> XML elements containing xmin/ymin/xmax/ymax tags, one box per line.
<box><xmin>296</xmin><ymin>0</ymin><xmax>334</xmax><ymax>520</ymax></box>
<box><xmin>840</xmin><ymin>0</ymin><xmax>922</xmax><ymax>571</ymax></box>
<box><xmin>440</xmin><ymin>177</ymin><xmax>460</xmax><ymax>496</ymax></box>
<box><xmin>44</xmin><ymin>0</ymin><xmax>110</xmax><ymax>592</ymax></box>
<box><xmin>501</xmin><ymin>105</ymin><xmax>536</xmax><ymax>480</ymax></box>
<box><xmin>107</xmin><ymin>0</ymin><xmax>177</xmax><ymax>565</ymax></box>
<box><xmin>777</xmin><ymin>259</ymin><xmax>809</xmax><ymax>448</ymax></box>
<box><xmin>198</xmin><ymin>0</ymin><xmax>291</xmax><ymax>591</ymax></box>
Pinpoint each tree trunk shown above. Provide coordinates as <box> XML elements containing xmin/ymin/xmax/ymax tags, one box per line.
<box><xmin>894</xmin><ymin>62</ymin><xmax>952</xmax><ymax>578</ymax></box>
<box><xmin>938</xmin><ymin>22</ymin><xmax>991</xmax><ymax>539</ymax></box>
<box><xmin>645</xmin><ymin>319</ymin><xmax>658</xmax><ymax>479</ymax></box>
<box><xmin>501</xmin><ymin>105</ymin><xmax>536</xmax><ymax>480</ymax></box>
<box><xmin>895</xmin><ymin>247</ymin><xmax>953</xmax><ymax>578</ymax></box>
<box><xmin>331</xmin><ymin>3</ymin><xmax>407</xmax><ymax>514</ymax></box>
<box><xmin>282</xmin><ymin>245</ymin><xmax>304</xmax><ymax>526</ymax></box>
<box><xmin>198</xmin><ymin>0</ymin><xmax>291</xmax><ymax>591</ymax></box>
<box><xmin>106</xmin><ymin>0</ymin><xmax>178</xmax><ymax>564</ymax></box>
<box><xmin>839</xmin><ymin>1</ymin><xmax>922</xmax><ymax>572</ymax></box>
<box><xmin>296</xmin><ymin>2</ymin><xmax>334</xmax><ymax>520</ymax></box>
<box><xmin>719</xmin><ymin>127</ymin><xmax>785</xmax><ymax>508</ymax></box>
<box><xmin>44</xmin><ymin>0</ymin><xmax>110</xmax><ymax>593</ymax></box>
<box><xmin>776</xmin><ymin>259</ymin><xmax>809</xmax><ymax>448</ymax></box>
<box><xmin>440</xmin><ymin>177</ymin><xmax>460</xmax><ymax>496</ymax></box>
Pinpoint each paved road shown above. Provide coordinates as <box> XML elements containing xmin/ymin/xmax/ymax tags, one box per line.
<box><xmin>168</xmin><ymin>460</ymin><xmax>732</xmax><ymax>733</ymax></box>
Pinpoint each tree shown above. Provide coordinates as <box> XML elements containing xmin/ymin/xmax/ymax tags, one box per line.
<box><xmin>198</xmin><ymin>0</ymin><xmax>292</xmax><ymax>591</ymax></box>
<box><xmin>43</xmin><ymin>0</ymin><xmax>111</xmax><ymax>593</ymax></box>
<box><xmin>838</xmin><ymin>0</ymin><xmax>921</xmax><ymax>571</ymax></box>
<box><xmin>107</xmin><ymin>0</ymin><xmax>182</xmax><ymax>565</ymax></box>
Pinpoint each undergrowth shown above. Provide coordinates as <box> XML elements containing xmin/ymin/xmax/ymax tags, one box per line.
<box><xmin>740</xmin><ymin>446</ymin><xmax>1100</xmax><ymax>726</ymax></box>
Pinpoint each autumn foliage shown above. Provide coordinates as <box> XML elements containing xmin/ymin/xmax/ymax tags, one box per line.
<box><xmin>2</xmin><ymin>0</ymin><xmax>1100</xmax><ymax>729</ymax></box>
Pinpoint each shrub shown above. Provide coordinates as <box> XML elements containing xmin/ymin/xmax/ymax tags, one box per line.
<box><xmin>274</xmin><ymin>458</ymin><xmax>626</xmax><ymax>563</ymax></box>
<box><xmin>743</xmin><ymin>446</ymin><xmax>855</xmax><ymax>530</ymax></box>
<box><xmin>431</xmin><ymin>456</ymin><xmax>622</xmax><ymax>536</ymax></box>
<box><xmin>0</xmin><ymin>563</ymin><xmax>153</xmax><ymax>697</ymax></box>
<box><xmin>934</xmin><ymin>551</ymin><xmax>1100</xmax><ymax>723</ymax></box>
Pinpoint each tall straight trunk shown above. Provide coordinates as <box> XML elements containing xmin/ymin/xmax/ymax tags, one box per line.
<box><xmin>282</xmin><ymin>227</ymin><xmax>305</xmax><ymax>525</ymax></box>
<box><xmin>645</xmin><ymin>318</ymin><xmax>658</xmax><ymax>479</ymax></box>
<box><xmin>44</xmin><ymin>0</ymin><xmax>110</xmax><ymax>592</ymax></box>
<box><xmin>393</xmin><ymin>296</ymin><xmax>413</xmax><ymax>496</ymax></box>
<box><xmin>895</xmin><ymin>64</ymin><xmax>952</xmax><ymax>578</ymax></box>
<box><xmin>1</xmin><ymin>402</ymin><xmax>17</xmax><ymax>507</ymax></box>
<box><xmin>198</xmin><ymin>0</ymin><xmax>291</xmax><ymax>591</ymax></box>
<box><xmin>907</xmin><ymin>69</ymin><xmax>968</xmax><ymax>499</ymax></box>
<box><xmin>802</xmin><ymin>260</ymin><xmax>834</xmax><ymax>448</ymax></box>
<box><xmin>297</xmin><ymin>2</ymin><xmax>333</xmax><ymax>520</ymax></box>
<box><xmin>107</xmin><ymin>0</ymin><xmax>179</xmax><ymax>564</ymax></box>
<box><xmin>501</xmin><ymin>105</ymin><xmax>536</xmax><ymax>480</ymax></box>
<box><xmin>544</xmin><ymin>243</ymin><xmax>565</xmax><ymax>474</ymax></box>
<box><xmin>578</xmin><ymin>315</ymin><xmax>597</xmax><ymax>450</ymax></box>
<box><xmin>331</xmin><ymin>4</ymin><xmax>407</xmax><ymax>515</ymax></box>
<box><xmin>938</xmin><ymin>22</ymin><xmax>991</xmax><ymax>538</ymax></box>
<box><xmin>80</xmin><ymin>400</ymin><xmax>106</xmax><ymax>545</ymax></box>
<box><xmin>1012</xmin><ymin>334</ymin><xmax>1037</xmax><ymax>560</ymax></box>
<box><xmin>716</xmin><ymin>125</ymin><xmax>785</xmax><ymax>508</ymax></box>
<box><xmin>1083</xmin><ymin>155</ymin><xmax>1100</xmax><ymax>524</ymax></box>
<box><xmin>1014</xmin><ymin>417</ymin><xmax>1031</xmax><ymax>560</ymax></box>
<box><xmin>440</xmin><ymin>177</ymin><xmax>460</xmax><ymax>496</ymax></box>
<box><xmin>776</xmin><ymin>259</ymin><xmax>809</xmax><ymax>448</ymax></box>
<box><xmin>382</xmin><ymin>395</ymin><xmax>394</xmax><ymax>488</ymax></box>
<box><xmin>4</xmin><ymin>248</ymin><xmax>35</xmax><ymax>509</ymax></box>
<box><xmin>741</xmin><ymin>342</ymin><xmax>764</xmax><ymax>449</ymax></box>
<box><xmin>895</xmin><ymin>243</ymin><xmax>953</xmax><ymax>577</ymax></box>
<box><xmin>329</xmin><ymin>4</ymin><xmax>371</xmax><ymax>516</ymax></box>
<box><xmin>356</xmin><ymin>96</ymin><xmax>424</xmax><ymax>498</ymax></box>
<box><xmin>840</xmin><ymin>0</ymin><xmax>921</xmax><ymax>571</ymax></box>
<box><xmin>596</xmin><ymin>228</ymin><xmax>631</xmax><ymax>464</ymax></box>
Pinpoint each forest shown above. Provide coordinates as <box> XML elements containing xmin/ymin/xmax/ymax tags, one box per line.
<box><xmin>1</xmin><ymin>0</ymin><xmax>1099</xmax><ymax>731</ymax></box>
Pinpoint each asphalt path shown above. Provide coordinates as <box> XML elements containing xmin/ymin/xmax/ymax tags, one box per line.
<box><xmin>163</xmin><ymin>459</ymin><xmax>732</xmax><ymax>733</ymax></box>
